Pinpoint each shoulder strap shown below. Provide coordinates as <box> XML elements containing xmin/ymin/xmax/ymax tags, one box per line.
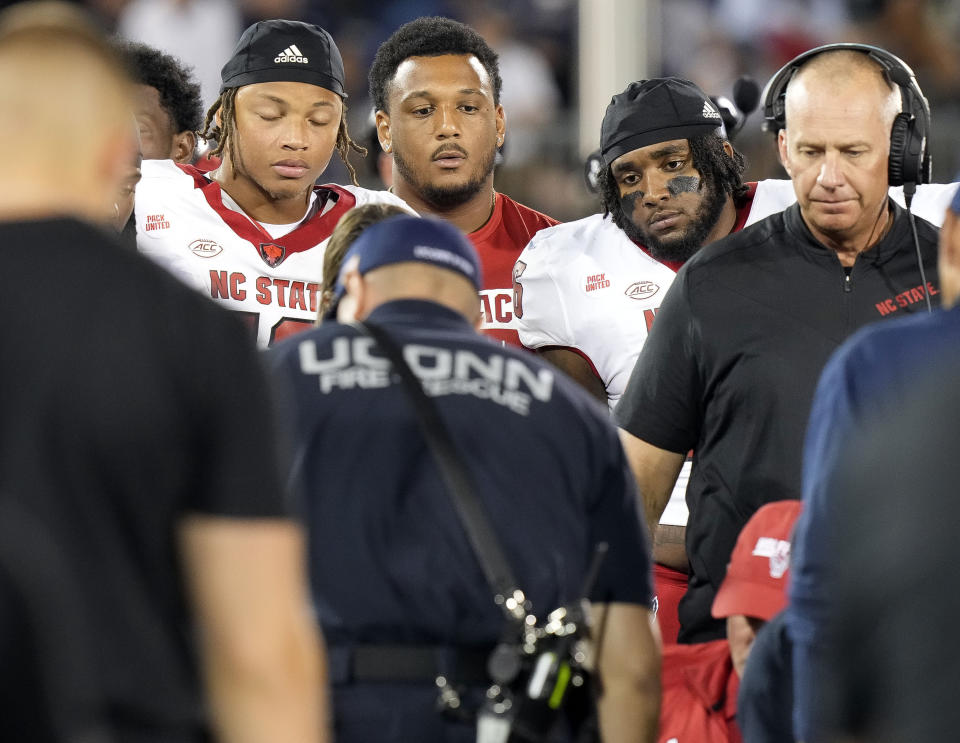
<box><xmin>356</xmin><ymin>320</ymin><xmax>528</xmax><ymax>622</ymax></box>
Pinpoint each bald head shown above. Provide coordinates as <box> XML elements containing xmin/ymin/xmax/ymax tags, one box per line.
<box><xmin>0</xmin><ymin>2</ymin><xmax>136</xmax><ymax>222</ymax></box>
<box><xmin>785</xmin><ymin>50</ymin><xmax>901</xmax><ymax>130</ymax></box>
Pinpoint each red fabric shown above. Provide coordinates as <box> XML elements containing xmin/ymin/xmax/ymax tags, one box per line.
<box><xmin>470</xmin><ymin>193</ymin><xmax>558</xmax><ymax>347</ymax></box>
<box><xmin>653</xmin><ymin>563</ymin><xmax>687</xmax><ymax>645</ymax></box>
<box><xmin>175</xmin><ymin>163</ymin><xmax>358</xmax><ymax>256</ymax></box>
<box><xmin>659</xmin><ymin>639</ymin><xmax>742</xmax><ymax>743</ymax></box>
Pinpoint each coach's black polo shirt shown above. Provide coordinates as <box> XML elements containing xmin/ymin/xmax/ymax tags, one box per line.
<box><xmin>615</xmin><ymin>201</ymin><xmax>940</xmax><ymax>643</ymax></box>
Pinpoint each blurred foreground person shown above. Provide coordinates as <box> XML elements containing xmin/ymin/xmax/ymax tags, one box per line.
<box><xmin>789</xmin><ymin>184</ymin><xmax>960</xmax><ymax>742</ymax></box>
<box><xmin>0</xmin><ymin>4</ymin><xmax>328</xmax><ymax>742</ymax></box>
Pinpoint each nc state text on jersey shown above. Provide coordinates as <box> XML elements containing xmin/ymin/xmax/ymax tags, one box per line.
<box><xmin>210</xmin><ymin>270</ymin><xmax>321</xmax><ymax>312</ymax></box>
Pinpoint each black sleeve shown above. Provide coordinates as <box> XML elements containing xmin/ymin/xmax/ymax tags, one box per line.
<box><xmin>585</xmin><ymin>412</ymin><xmax>654</xmax><ymax>607</ymax></box>
<box><xmin>613</xmin><ymin>265</ymin><xmax>702</xmax><ymax>453</ymax></box>
<box><xmin>186</xmin><ymin>308</ymin><xmax>292</xmax><ymax>519</ymax></box>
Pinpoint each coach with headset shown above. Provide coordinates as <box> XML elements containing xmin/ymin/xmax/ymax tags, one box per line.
<box><xmin>614</xmin><ymin>43</ymin><xmax>941</xmax><ymax>643</ymax></box>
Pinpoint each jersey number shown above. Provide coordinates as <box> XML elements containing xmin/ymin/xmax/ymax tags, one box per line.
<box><xmin>237</xmin><ymin>312</ymin><xmax>313</xmax><ymax>345</ymax></box>
<box><xmin>512</xmin><ymin>260</ymin><xmax>527</xmax><ymax>319</ymax></box>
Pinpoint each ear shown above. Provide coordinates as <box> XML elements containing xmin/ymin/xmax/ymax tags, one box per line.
<box><xmin>471</xmin><ymin>304</ymin><xmax>484</xmax><ymax>331</ymax></box>
<box><xmin>495</xmin><ymin>104</ymin><xmax>505</xmax><ymax>147</ymax></box>
<box><xmin>171</xmin><ymin>130</ymin><xmax>197</xmax><ymax>164</ymax></box>
<box><xmin>375</xmin><ymin>110</ymin><xmax>392</xmax><ymax>153</ymax></box>
<box><xmin>777</xmin><ymin>129</ymin><xmax>791</xmax><ymax>177</ymax></box>
<box><xmin>722</xmin><ymin>140</ymin><xmax>734</xmax><ymax>159</ymax></box>
<box><xmin>343</xmin><ymin>269</ymin><xmax>367</xmax><ymax>320</ymax></box>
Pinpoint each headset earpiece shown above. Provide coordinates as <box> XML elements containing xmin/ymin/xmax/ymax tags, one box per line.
<box><xmin>888</xmin><ymin>112</ymin><xmax>912</xmax><ymax>187</ymax></box>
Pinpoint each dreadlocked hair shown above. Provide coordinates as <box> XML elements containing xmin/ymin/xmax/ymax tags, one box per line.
<box><xmin>198</xmin><ymin>91</ymin><xmax>368</xmax><ymax>186</ymax></box>
<box><xmin>599</xmin><ymin>131</ymin><xmax>749</xmax><ymax>232</ymax></box>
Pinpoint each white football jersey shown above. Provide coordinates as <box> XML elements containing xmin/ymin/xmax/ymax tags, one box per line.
<box><xmin>135</xmin><ymin>159</ymin><xmax>413</xmax><ymax>347</ymax></box>
<box><xmin>514</xmin><ymin>213</ymin><xmax>679</xmax><ymax>408</ymax></box>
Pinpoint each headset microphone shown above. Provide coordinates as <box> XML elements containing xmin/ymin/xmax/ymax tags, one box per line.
<box><xmin>732</xmin><ymin>76</ymin><xmax>761</xmax><ymax>120</ymax></box>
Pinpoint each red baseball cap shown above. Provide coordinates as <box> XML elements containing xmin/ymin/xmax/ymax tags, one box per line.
<box><xmin>711</xmin><ymin>500</ymin><xmax>803</xmax><ymax>621</ymax></box>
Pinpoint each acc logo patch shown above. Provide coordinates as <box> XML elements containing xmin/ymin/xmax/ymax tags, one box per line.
<box><xmin>259</xmin><ymin>242</ymin><xmax>287</xmax><ymax>268</ymax></box>
<box><xmin>625</xmin><ymin>280</ymin><xmax>659</xmax><ymax>301</ymax></box>
<box><xmin>189</xmin><ymin>239</ymin><xmax>223</xmax><ymax>258</ymax></box>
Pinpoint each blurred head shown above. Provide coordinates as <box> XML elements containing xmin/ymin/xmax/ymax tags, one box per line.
<box><xmin>939</xmin><ymin>185</ymin><xmax>960</xmax><ymax>309</ymax></box>
<box><xmin>331</xmin><ymin>215</ymin><xmax>483</xmax><ymax>324</ymax></box>
<box><xmin>369</xmin><ymin>17</ymin><xmax>504</xmax><ymax>211</ymax></box>
<box><xmin>712</xmin><ymin>500</ymin><xmax>803</xmax><ymax>677</ymax></box>
<box><xmin>200</xmin><ymin>19</ymin><xmax>365</xmax><ymax>199</ymax></box>
<box><xmin>777</xmin><ymin>49</ymin><xmax>900</xmax><ymax>252</ymax></box>
<box><xmin>597</xmin><ymin>78</ymin><xmax>747</xmax><ymax>263</ymax></box>
<box><xmin>0</xmin><ymin>2</ymin><xmax>137</xmax><ymax>224</ymax></box>
<box><xmin>317</xmin><ymin>202</ymin><xmax>409</xmax><ymax>323</ymax></box>
<box><xmin>116</xmin><ymin>40</ymin><xmax>202</xmax><ymax>163</ymax></box>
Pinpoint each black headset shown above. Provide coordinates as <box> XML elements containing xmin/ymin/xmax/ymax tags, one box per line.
<box><xmin>761</xmin><ymin>43</ymin><xmax>932</xmax><ymax>189</ymax></box>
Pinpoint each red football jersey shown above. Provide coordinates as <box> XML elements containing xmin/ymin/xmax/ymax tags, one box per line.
<box><xmin>470</xmin><ymin>192</ymin><xmax>558</xmax><ymax>347</ymax></box>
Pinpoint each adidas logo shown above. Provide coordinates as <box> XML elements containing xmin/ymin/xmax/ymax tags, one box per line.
<box><xmin>275</xmin><ymin>44</ymin><xmax>308</xmax><ymax>64</ymax></box>
<box><xmin>702</xmin><ymin>100</ymin><xmax>721</xmax><ymax>120</ymax></box>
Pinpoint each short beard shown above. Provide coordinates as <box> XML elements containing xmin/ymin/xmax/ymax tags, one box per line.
<box><xmin>393</xmin><ymin>146</ymin><xmax>496</xmax><ymax>210</ymax></box>
<box><xmin>620</xmin><ymin>182</ymin><xmax>728</xmax><ymax>263</ymax></box>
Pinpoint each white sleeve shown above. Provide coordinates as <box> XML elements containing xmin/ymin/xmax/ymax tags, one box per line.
<box><xmin>512</xmin><ymin>239</ymin><xmax>573</xmax><ymax>350</ymax></box>
<box><xmin>745</xmin><ymin>180</ymin><xmax>797</xmax><ymax>226</ymax></box>
<box><xmin>348</xmin><ymin>186</ymin><xmax>420</xmax><ymax>216</ymax></box>
<box><xmin>890</xmin><ymin>182</ymin><xmax>957</xmax><ymax>227</ymax></box>
<box><xmin>134</xmin><ymin>160</ymin><xmax>207</xmax><ymax>292</ymax></box>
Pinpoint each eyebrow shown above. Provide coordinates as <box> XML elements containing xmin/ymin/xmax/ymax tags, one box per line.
<box><xmin>253</xmin><ymin>94</ymin><xmax>335</xmax><ymax>108</ymax></box>
<box><xmin>401</xmin><ymin>87</ymin><xmax>487</xmax><ymax>101</ymax></box>
<box><xmin>612</xmin><ymin>144</ymin><xmax>688</xmax><ymax>175</ymax></box>
<box><xmin>648</xmin><ymin>144</ymin><xmax>687</xmax><ymax>159</ymax></box>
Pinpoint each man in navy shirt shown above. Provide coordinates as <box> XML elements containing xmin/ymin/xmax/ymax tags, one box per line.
<box><xmin>269</xmin><ymin>214</ymin><xmax>660</xmax><ymax>743</ymax></box>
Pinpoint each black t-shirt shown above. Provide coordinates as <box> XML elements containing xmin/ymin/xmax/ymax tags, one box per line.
<box><xmin>0</xmin><ymin>219</ymin><xmax>289</xmax><ymax>742</ymax></box>
<box><xmin>615</xmin><ymin>201</ymin><xmax>940</xmax><ymax>642</ymax></box>
<box><xmin>269</xmin><ymin>299</ymin><xmax>652</xmax><ymax>743</ymax></box>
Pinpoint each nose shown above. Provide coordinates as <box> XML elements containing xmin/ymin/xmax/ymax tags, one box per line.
<box><xmin>434</xmin><ymin>104</ymin><xmax>460</xmax><ymax>139</ymax></box>
<box><xmin>280</xmin><ymin>118</ymin><xmax>310</xmax><ymax>150</ymax></box>
<box><xmin>641</xmin><ymin>171</ymin><xmax>671</xmax><ymax>206</ymax></box>
<box><xmin>816</xmin><ymin>151</ymin><xmax>845</xmax><ymax>189</ymax></box>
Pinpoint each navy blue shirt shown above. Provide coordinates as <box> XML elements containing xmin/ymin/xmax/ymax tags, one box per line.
<box><xmin>270</xmin><ymin>299</ymin><xmax>652</xmax><ymax>645</ymax></box>
<box><xmin>789</xmin><ymin>303</ymin><xmax>960</xmax><ymax>742</ymax></box>
<box><xmin>269</xmin><ymin>299</ymin><xmax>652</xmax><ymax>741</ymax></box>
